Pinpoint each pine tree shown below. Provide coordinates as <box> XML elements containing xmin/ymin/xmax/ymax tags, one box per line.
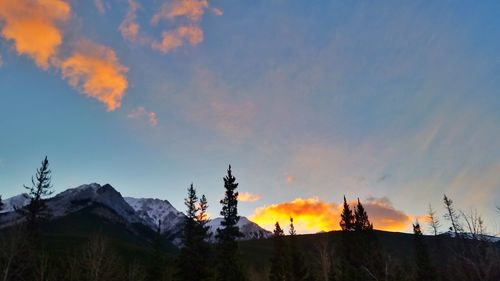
<box><xmin>443</xmin><ymin>195</ymin><xmax>462</xmax><ymax>236</ymax></box>
<box><xmin>339</xmin><ymin>196</ymin><xmax>354</xmax><ymax>231</ymax></box>
<box><xmin>354</xmin><ymin>198</ymin><xmax>373</xmax><ymax>231</ymax></box>
<box><xmin>20</xmin><ymin>156</ymin><xmax>54</xmax><ymax>235</ymax></box>
<box><xmin>0</xmin><ymin>195</ymin><xmax>4</xmax><ymax>211</ymax></box>
<box><xmin>216</xmin><ymin>165</ymin><xmax>245</xmax><ymax>281</ymax></box>
<box><xmin>413</xmin><ymin>221</ymin><xmax>436</xmax><ymax>281</ymax></box>
<box><xmin>195</xmin><ymin>194</ymin><xmax>213</xmax><ymax>281</ymax></box>
<box><xmin>269</xmin><ymin>222</ymin><xmax>287</xmax><ymax>281</ymax></box>
<box><xmin>288</xmin><ymin>218</ymin><xmax>313</xmax><ymax>281</ymax></box>
<box><xmin>177</xmin><ymin>184</ymin><xmax>200</xmax><ymax>281</ymax></box>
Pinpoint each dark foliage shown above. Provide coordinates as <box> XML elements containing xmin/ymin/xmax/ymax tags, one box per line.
<box><xmin>215</xmin><ymin>165</ymin><xmax>246</xmax><ymax>281</ymax></box>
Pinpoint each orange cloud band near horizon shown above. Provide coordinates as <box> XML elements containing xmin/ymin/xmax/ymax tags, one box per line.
<box><xmin>250</xmin><ymin>197</ymin><xmax>412</xmax><ymax>234</ymax></box>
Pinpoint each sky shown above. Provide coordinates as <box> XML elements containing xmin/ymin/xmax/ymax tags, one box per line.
<box><xmin>0</xmin><ymin>0</ymin><xmax>499</xmax><ymax>234</ymax></box>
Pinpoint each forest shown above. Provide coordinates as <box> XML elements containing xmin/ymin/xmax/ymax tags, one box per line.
<box><xmin>0</xmin><ymin>157</ymin><xmax>499</xmax><ymax>281</ymax></box>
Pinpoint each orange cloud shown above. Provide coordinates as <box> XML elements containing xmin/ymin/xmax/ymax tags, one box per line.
<box><xmin>239</xmin><ymin>192</ymin><xmax>262</xmax><ymax>202</ymax></box>
<box><xmin>285</xmin><ymin>175</ymin><xmax>296</xmax><ymax>184</ymax></box>
<box><xmin>151</xmin><ymin>0</ymin><xmax>208</xmax><ymax>24</ymax></box>
<box><xmin>128</xmin><ymin>106</ymin><xmax>159</xmax><ymax>127</ymax></box>
<box><xmin>362</xmin><ymin>197</ymin><xmax>412</xmax><ymax>232</ymax></box>
<box><xmin>251</xmin><ymin>198</ymin><xmax>338</xmax><ymax>234</ymax></box>
<box><xmin>152</xmin><ymin>25</ymin><xmax>203</xmax><ymax>53</ymax></box>
<box><xmin>61</xmin><ymin>41</ymin><xmax>128</xmax><ymax>111</ymax></box>
<box><xmin>149</xmin><ymin>0</ymin><xmax>220</xmax><ymax>53</ymax></box>
<box><xmin>119</xmin><ymin>0</ymin><xmax>141</xmax><ymax>42</ymax></box>
<box><xmin>250</xmin><ymin>197</ymin><xmax>412</xmax><ymax>234</ymax></box>
<box><xmin>0</xmin><ymin>0</ymin><xmax>70</xmax><ymax>69</ymax></box>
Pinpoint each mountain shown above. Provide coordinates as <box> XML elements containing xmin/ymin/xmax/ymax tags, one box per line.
<box><xmin>124</xmin><ymin>197</ymin><xmax>186</xmax><ymax>244</ymax></box>
<box><xmin>0</xmin><ymin>193</ymin><xmax>29</xmax><ymax>213</ymax></box>
<box><xmin>207</xmin><ymin>216</ymin><xmax>272</xmax><ymax>241</ymax></box>
<box><xmin>0</xmin><ymin>183</ymin><xmax>271</xmax><ymax>245</ymax></box>
<box><xmin>123</xmin><ymin>197</ymin><xmax>272</xmax><ymax>244</ymax></box>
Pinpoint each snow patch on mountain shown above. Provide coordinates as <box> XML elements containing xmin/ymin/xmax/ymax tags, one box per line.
<box><xmin>0</xmin><ymin>193</ymin><xmax>29</xmax><ymax>213</ymax></box>
<box><xmin>124</xmin><ymin>197</ymin><xmax>186</xmax><ymax>234</ymax></box>
<box><xmin>207</xmin><ymin>216</ymin><xmax>272</xmax><ymax>241</ymax></box>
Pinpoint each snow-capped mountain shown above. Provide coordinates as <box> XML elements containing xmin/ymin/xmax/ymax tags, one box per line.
<box><xmin>47</xmin><ymin>183</ymin><xmax>143</xmax><ymax>224</ymax></box>
<box><xmin>207</xmin><ymin>216</ymin><xmax>272</xmax><ymax>241</ymax></box>
<box><xmin>0</xmin><ymin>183</ymin><xmax>271</xmax><ymax>245</ymax></box>
<box><xmin>0</xmin><ymin>193</ymin><xmax>29</xmax><ymax>213</ymax></box>
<box><xmin>0</xmin><ymin>183</ymin><xmax>143</xmax><ymax>227</ymax></box>
<box><xmin>124</xmin><ymin>197</ymin><xmax>186</xmax><ymax>244</ymax></box>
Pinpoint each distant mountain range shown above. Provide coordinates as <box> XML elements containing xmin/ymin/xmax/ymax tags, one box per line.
<box><xmin>0</xmin><ymin>183</ymin><xmax>271</xmax><ymax>246</ymax></box>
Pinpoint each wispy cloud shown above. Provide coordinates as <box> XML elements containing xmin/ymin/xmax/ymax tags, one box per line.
<box><xmin>128</xmin><ymin>106</ymin><xmax>159</xmax><ymax>127</ymax></box>
<box><xmin>250</xmin><ymin>196</ymin><xmax>412</xmax><ymax>234</ymax></box>
<box><xmin>119</xmin><ymin>0</ymin><xmax>141</xmax><ymax>42</ymax></box>
<box><xmin>239</xmin><ymin>192</ymin><xmax>262</xmax><ymax>202</ymax></box>
<box><xmin>120</xmin><ymin>0</ymin><xmax>221</xmax><ymax>52</ymax></box>
<box><xmin>94</xmin><ymin>0</ymin><xmax>107</xmax><ymax>15</ymax></box>
<box><xmin>61</xmin><ymin>40</ymin><xmax>128</xmax><ymax>111</ymax></box>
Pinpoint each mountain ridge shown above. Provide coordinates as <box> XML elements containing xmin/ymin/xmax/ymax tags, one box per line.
<box><xmin>0</xmin><ymin>183</ymin><xmax>272</xmax><ymax>244</ymax></box>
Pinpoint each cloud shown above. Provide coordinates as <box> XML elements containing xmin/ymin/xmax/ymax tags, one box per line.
<box><xmin>0</xmin><ymin>0</ymin><xmax>70</xmax><ymax>69</ymax></box>
<box><xmin>149</xmin><ymin>0</ymin><xmax>220</xmax><ymax>53</ymax></box>
<box><xmin>250</xmin><ymin>197</ymin><xmax>412</xmax><ymax>234</ymax></box>
<box><xmin>119</xmin><ymin>0</ymin><xmax>141</xmax><ymax>42</ymax></box>
<box><xmin>152</xmin><ymin>25</ymin><xmax>203</xmax><ymax>53</ymax></box>
<box><xmin>285</xmin><ymin>175</ymin><xmax>296</xmax><ymax>184</ymax></box>
<box><xmin>239</xmin><ymin>192</ymin><xmax>262</xmax><ymax>202</ymax></box>
<box><xmin>251</xmin><ymin>198</ymin><xmax>339</xmax><ymax>234</ymax></box>
<box><xmin>61</xmin><ymin>40</ymin><xmax>128</xmax><ymax>111</ymax></box>
<box><xmin>0</xmin><ymin>54</ymin><xmax>3</xmax><ymax>68</ymax></box>
<box><xmin>363</xmin><ymin>197</ymin><xmax>412</xmax><ymax>231</ymax></box>
<box><xmin>128</xmin><ymin>106</ymin><xmax>159</xmax><ymax>127</ymax></box>
<box><xmin>94</xmin><ymin>0</ymin><xmax>107</xmax><ymax>14</ymax></box>
<box><xmin>151</xmin><ymin>0</ymin><xmax>209</xmax><ymax>23</ymax></box>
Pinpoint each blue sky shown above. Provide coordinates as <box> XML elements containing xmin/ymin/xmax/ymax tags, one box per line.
<box><xmin>0</xmin><ymin>0</ymin><xmax>499</xmax><ymax>233</ymax></box>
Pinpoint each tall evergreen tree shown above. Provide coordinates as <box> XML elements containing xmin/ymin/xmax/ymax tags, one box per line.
<box><xmin>178</xmin><ymin>184</ymin><xmax>212</xmax><ymax>281</ymax></box>
<box><xmin>20</xmin><ymin>156</ymin><xmax>54</xmax><ymax>235</ymax></box>
<box><xmin>269</xmin><ymin>222</ymin><xmax>287</xmax><ymax>281</ymax></box>
<box><xmin>339</xmin><ymin>196</ymin><xmax>354</xmax><ymax>231</ymax></box>
<box><xmin>216</xmin><ymin>165</ymin><xmax>245</xmax><ymax>281</ymax></box>
<box><xmin>288</xmin><ymin>218</ymin><xmax>313</xmax><ymax>281</ymax></box>
<box><xmin>195</xmin><ymin>194</ymin><xmax>213</xmax><ymax>281</ymax></box>
<box><xmin>412</xmin><ymin>221</ymin><xmax>436</xmax><ymax>281</ymax></box>
<box><xmin>354</xmin><ymin>198</ymin><xmax>373</xmax><ymax>231</ymax></box>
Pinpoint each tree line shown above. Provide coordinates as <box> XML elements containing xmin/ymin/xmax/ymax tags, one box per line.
<box><xmin>0</xmin><ymin>157</ymin><xmax>499</xmax><ymax>281</ymax></box>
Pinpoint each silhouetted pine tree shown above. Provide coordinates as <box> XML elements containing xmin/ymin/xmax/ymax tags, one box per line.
<box><xmin>288</xmin><ymin>218</ymin><xmax>314</xmax><ymax>281</ymax></box>
<box><xmin>195</xmin><ymin>194</ymin><xmax>213</xmax><ymax>280</ymax></box>
<box><xmin>174</xmin><ymin>186</ymin><xmax>215</xmax><ymax>281</ymax></box>
<box><xmin>19</xmin><ymin>156</ymin><xmax>54</xmax><ymax>236</ymax></box>
<box><xmin>443</xmin><ymin>195</ymin><xmax>462</xmax><ymax>236</ymax></box>
<box><xmin>269</xmin><ymin>222</ymin><xmax>287</xmax><ymax>281</ymax></box>
<box><xmin>339</xmin><ymin>196</ymin><xmax>354</xmax><ymax>231</ymax></box>
<box><xmin>216</xmin><ymin>165</ymin><xmax>245</xmax><ymax>281</ymax></box>
<box><xmin>354</xmin><ymin>198</ymin><xmax>372</xmax><ymax>231</ymax></box>
<box><xmin>412</xmin><ymin>221</ymin><xmax>436</xmax><ymax>281</ymax></box>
